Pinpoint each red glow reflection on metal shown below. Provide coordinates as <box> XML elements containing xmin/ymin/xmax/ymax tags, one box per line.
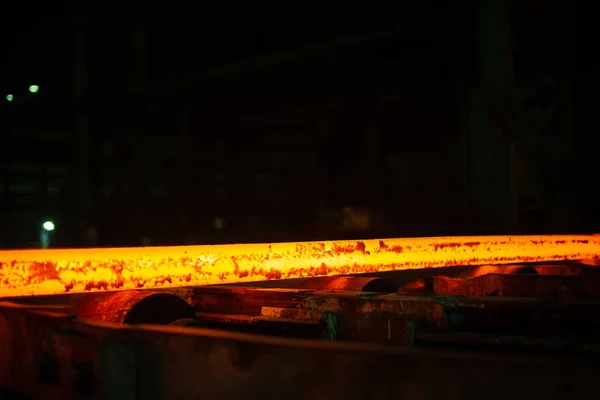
<box><xmin>0</xmin><ymin>235</ymin><xmax>598</xmax><ymax>298</ymax></box>
<box><xmin>73</xmin><ymin>291</ymin><xmax>196</xmax><ymax>324</ymax></box>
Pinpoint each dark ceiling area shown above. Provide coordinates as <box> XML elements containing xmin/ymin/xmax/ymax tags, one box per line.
<box><xmin>0</xmin><ymin>1</ymin><xmax>588</xmax><ymax>249</ymax></box>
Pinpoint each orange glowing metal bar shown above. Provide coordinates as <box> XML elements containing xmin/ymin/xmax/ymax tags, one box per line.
<box><xmin>0</xmin><ymin>235</ymin><xmax>599</xmax><ymax>298</ymax></box>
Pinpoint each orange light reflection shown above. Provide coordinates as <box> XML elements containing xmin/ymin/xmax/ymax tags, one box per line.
<box><xmin>0</xmin><ymin>235</ymin><xmax>598</xmax><ymax>297</ymax></box>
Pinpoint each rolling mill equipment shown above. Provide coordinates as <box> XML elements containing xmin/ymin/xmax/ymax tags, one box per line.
<box><xmin>1</xmin><ymin>235</ymin><xmax>600</xmax><ymax>399</ymax></box>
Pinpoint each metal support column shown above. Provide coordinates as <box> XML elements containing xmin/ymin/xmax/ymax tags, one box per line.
<box><xmin>468</xmin><ymin>0</ymin><xmax>516</xmax><ymax>233</ymax></box>
<box><xmin>73</xmin><ymin>6</ymin><xmax>91</xmax><ymax>246</ymax></box>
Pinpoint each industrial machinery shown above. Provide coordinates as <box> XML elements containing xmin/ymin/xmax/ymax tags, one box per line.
<box><xmin>1</xmin><ymin>235</ymin><xmax>600</xmax><ymax>399</ymax></box>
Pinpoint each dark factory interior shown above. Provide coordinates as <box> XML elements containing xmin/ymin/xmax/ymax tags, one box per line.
<box><xmin>2</xmin><ymin>2</ymin><xmax>599</xmax><ymax>399</ymax></box>
<box><xmin>0</xmin><ymin>1</ymin><xmax>587</xmax><ymax>248</ymax></box>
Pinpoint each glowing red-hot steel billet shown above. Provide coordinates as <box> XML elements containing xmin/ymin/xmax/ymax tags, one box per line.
<box><xmin>0</xmin><ymin>235</ymin><xmax>598</xmax><ymax>298</ymax></box>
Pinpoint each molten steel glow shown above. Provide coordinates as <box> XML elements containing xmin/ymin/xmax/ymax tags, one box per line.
<box><xmin>0</xmin><ymin>235</ymin><xmax>598</xmax><ymax>297</ymax></box>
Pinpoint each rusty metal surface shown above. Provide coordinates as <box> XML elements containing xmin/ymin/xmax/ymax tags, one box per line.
<box><xmin>184</xmin><ymin>285</ymin><xmax>600</xmax><ymax>344</ymax></box>
<box><xmin>3</xmin><ymin>266</ymin><xmax>600</xmax><ymax>398</ymax></box>
<box><xmin>7</xmin><ymin>282</ymin><xmax>600</xmax><ymax>341</ymax></box>
<box><xmin>3</xmin><ymin>267</ymin><xmax>600</xmax><ymax>399</ymax></box>
<box><xmin>1</xmin><ymin>302</ymin><xmax>600</xmax><ymax>400</ymax></box>
<box><xmin>73</xmin><ymin>291</ymin><xmax>196</xmax><ymax>324</ymax></box>
<box><xmin>39</xmin><ymin>283</ymin><xmax>598</xmax><ymax>339</ymax></box>
<box><xmin>434</xmin><ymin>273</ymin><xmax>600</xmax><ymax>300</ymax></box>
<box><xmin>1</xmin><ymin>235</ymin><xmax>599</xmax><ymax>297</ymax></box>
<box><xmin>194</xmin><ymin>311</ymin><xmax>326</xmax><ymax>339</ymax></box>
<box><xmin>227</xmin><ymin>275</ymin><xmax>399</xmax><ymax>293</ymax></box>
<box><xmin>176</xmin><ymin>286</ymin><xmax>449</xmax><ymax>331</ymax></box>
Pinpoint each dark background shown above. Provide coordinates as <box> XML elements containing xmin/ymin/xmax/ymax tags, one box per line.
<box><xmin>0</xmin><ymin>1</ymin><xmax>590</xmax><ymax>249</ymax></box>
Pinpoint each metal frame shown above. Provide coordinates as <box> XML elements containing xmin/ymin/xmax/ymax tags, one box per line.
<box><xmin>1</xmin><ymin>300</ymin><xmax>599</xmax><ymax>399</ymax></box>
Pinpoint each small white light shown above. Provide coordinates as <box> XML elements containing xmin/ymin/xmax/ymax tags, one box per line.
<box><xmin>29</xmin><ymin>85</ymin><xmax>39</xmax><ymax>93</ymax></box>
<box><xmin>42</xmin><ymin>221</ymin><xmax>55</xmax><ymax>231</ymax></box>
